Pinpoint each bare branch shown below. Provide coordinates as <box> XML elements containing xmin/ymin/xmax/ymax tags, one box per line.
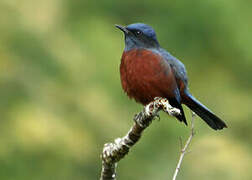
<box><xmin>100</xmin><ymin>97</ymin><xmax>181</xmax><ymax>180</ymax></box>
<box><xmin>172</xmin><ymin>112</ymin><xmax>196</xmax><ymax>180</ymax></box>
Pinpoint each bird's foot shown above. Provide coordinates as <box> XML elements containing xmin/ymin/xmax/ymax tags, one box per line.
<box><xmin>153</xmin><ymin>97</ymin><xmax>181</xmax><ymax>117</ymax></box>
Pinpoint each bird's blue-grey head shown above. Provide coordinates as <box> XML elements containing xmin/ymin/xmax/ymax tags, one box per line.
<box><xmin>115</xmin><ymin>23</ymin><xmax>160</xmax><ymax>51</ymax></box>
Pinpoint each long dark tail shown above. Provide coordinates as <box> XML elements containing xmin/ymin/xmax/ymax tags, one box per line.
<box><xmin>183</xmin><ymin>90</ymin><xmax>227</xmax><ymax>130</ymax></box>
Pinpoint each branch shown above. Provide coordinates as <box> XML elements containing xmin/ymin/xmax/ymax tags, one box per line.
<box><xmin>172</xmin><ymin>112</ymin><xmax>196</xmax><ymax>180</ymax></box>
<box><xmin>100</xmin><ymin>97</ymin><xmax>181</xmax><ymax>180</ymax></box>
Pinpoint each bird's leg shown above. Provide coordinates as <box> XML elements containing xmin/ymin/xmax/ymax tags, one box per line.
<box><xmin>154</xmin><ymin>97</ymin><xmax>181</xmax><ymax>116</ymax></box>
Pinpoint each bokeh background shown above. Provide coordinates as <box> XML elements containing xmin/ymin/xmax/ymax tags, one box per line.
<box><xmin>0</xmin><ymin>0</ymin><xmax>252</xmax><ymax>179</ymax></box>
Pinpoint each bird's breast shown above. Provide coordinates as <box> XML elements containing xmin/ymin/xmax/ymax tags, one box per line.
<box><xmin>120</xmin><ymin>49</ymin><xmax>177</xmax><ymax>105</ymax></box>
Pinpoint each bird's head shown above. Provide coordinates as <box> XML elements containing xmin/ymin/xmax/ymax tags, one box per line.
<box><xmin>115</xmin><ymin>23</ymin><xmax>160</xmax><ymax>51</ymax></box>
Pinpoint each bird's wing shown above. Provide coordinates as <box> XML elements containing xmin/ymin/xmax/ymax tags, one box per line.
<box><xmin>156</xmin><ymin>52</ymin><xmax>187</xmax><ymax>125</ymax></box>
<box><xmin>169</xmin><ymin>87</ymin><xmax>188</xmax><ymax>125</ymax></box>
<box><xmin>159</xmin><ymin>48</ymin><xmax>188</xmax><ymax>90</ymax></box>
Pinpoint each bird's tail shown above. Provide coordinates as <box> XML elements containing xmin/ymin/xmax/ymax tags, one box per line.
<box><xmin>183</xmin><ymin>90</ymin><xmax>227</xmax><ymax>130</ymax></box>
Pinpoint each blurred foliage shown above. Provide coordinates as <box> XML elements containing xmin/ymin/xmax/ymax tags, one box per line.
<box><xmin>0</xmin><ymin>0</ymin><xmax>252</xmax><ymax>179</ymax></box>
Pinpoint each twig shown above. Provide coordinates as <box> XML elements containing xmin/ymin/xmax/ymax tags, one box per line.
<box><xmin>172</xmin><ymin>112</ymin><xmax>196</xmax><ymax>180</ymax></box>
<box><xmin>100</xmin><ymin>97</ymin><xmax>181</xmax><ymax>180</ymax></box>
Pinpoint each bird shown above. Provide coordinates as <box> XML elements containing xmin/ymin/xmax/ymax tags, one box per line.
<box><xmin>115</xmin><ymin>23</ymin><xmax>227</xmax><ymax>130</ymax></box>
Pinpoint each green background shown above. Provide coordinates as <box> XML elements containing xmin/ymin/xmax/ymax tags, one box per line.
<box><xmin>0</xmin><ymin>0</ymin><xmax>251</xmax><ymax>179</ymax></box>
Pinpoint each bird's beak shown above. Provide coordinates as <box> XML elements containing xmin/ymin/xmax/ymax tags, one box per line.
<box><xmin>115</xmin><ymin>24</ymin><xmax>129</xmax><ymax>34</ymax></box>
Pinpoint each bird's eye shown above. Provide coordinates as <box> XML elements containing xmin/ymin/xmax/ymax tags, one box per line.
<box><xmin>135</xmin><ymin>30</ymin><xmax>142</xmax><ymax>36</ymax></box>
